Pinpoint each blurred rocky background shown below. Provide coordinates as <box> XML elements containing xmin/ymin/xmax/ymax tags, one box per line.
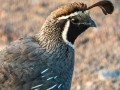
<box><xmin>0</xmin><ymin>0</ymin><xmax>120</xmax><ymax>90</ymax></box>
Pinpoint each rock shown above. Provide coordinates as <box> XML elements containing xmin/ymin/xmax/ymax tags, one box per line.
<box><xmin>98</xmin><ymin>69</ymin><xmax>120</xmax><ymax>81</ymax></box>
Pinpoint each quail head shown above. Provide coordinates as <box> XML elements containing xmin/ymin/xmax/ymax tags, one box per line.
<box><xmin>36</xmin><ymin>0</ymin><xmax>114</xmax><ymax>49</ymax></box>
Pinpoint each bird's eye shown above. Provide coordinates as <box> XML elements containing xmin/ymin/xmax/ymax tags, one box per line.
<box><xmin>71</xmin><ymin>18</ymin><xmax>80</xmax><ymax>24</ymax></box>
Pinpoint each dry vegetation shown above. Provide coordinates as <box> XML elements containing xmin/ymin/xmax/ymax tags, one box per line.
<box><xmin>0</xmin><ymin>0</ymin><xmax>120</xmax><ymax>90</ymax></box>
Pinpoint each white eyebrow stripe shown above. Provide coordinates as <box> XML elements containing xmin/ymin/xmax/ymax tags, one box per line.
<box><xmin>58</xmin><ymin>11</ymin><xmax>82</xmax><ymax>20</ymax></box>
<box><xmin>47</xmin><ymin>84</ymin><xmax>57</xmax><ymax>90</ymax></box>
<box><xmin>31</xmin><ymin>84</ymin><xmax>43</xmax><ymax>89</ymax></box>
<box><xmin>41</xmin><ymin>68</ymin><xmax>49</xmax><ymax>74</ymax></box>
<box><xmin>47</xmin><ymin>77</ymin><xmax>54</xmax><ymax>80</ymax></box>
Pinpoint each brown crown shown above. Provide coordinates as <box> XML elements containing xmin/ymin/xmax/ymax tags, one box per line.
<box><xmin>51</xmin><ymin>0</ymin><xmax>114</xmax><ymax>18</ymax></box>
<box><xmin>51</xmin><ymin>2</ymin><xmax>87</xmax><ymax>18</ymax></box>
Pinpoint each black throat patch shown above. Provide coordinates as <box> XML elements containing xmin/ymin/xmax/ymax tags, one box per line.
<box><xmin>67</xmin><ymin>22</ymin><xmax>89</xmax><ymax>44</ymax></box>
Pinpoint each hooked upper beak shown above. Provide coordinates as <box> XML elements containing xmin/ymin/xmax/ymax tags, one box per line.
<box><xmin>88</xmin><ymin>19</ymin><xmax>96</xmax><ymax>27</ymax></box>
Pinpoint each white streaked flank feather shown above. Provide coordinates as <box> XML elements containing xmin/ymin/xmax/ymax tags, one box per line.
<box><xmin>41</xmin><ymin>68</ymin><xmax>49</xmax><ymax>74</ymax></box>
<box><xmin>31</xmin><ymin>84</ymin><xmax>43</xmax><ymax>89</ymax></box>
<box><xmin>41</xmin><ymin>75</ymin><xmax>45</xmax><ymax>77</ymax></box>
<box><xmin>47</xmin><ymin>77</ymin><xmax>54</xmax><ymax>80</ymax></box>
<box><xmin>54</xmin><ymin>76</ymin><xmax>58</xmax><ymax>79</ymax></box>
<box><xmin>47</xmin><ymin>84</ymin><xmax>57</xmax><ymax>90</ymax></box>
<box><xmin>58</xmin><ymin>84</ymin><xmax>62</xmax><ymax>88</ymax></box>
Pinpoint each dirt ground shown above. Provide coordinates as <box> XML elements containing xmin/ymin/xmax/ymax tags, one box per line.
<box><xmin>0</xmin><ymin>0</ymin><xmax>120</xmax><ymax>90</ymax></box>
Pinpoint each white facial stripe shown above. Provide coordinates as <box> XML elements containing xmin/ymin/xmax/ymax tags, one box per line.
<box><xmin>58</xmin><ymin>11</ymin><xmax>82</xmax><ymax>20</ymax></box>
<box><xmin>62</xmin><ymin>20</ymin><xmax>74</xmax><ymax>49</ymax></box>
<box><xmin>62</xmin><ymin>20</ymin><xmax>69</xmax><ymax>44</ymax></box>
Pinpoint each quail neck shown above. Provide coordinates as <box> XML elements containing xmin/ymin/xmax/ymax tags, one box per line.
<box><xmin>34</xmin><ymin>16</ymin><xmax>74</xmax><ymax>90</ymax></box>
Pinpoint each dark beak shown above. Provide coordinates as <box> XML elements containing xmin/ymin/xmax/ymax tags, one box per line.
<box><xmin>88</xmin><ymin>19</ymin><xmax>96</xmax><ymax>27</ymax></box>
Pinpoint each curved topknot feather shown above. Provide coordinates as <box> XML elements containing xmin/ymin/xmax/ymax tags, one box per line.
<box><xmin>87</xmin><ymin>0</ymin><xmax>114</xmax><ymax>15</ymax></box>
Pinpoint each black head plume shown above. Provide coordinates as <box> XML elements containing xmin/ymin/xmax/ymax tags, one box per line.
<box><xmin>86</xmin><ymin>0</ymin><xmax>114</xmax><ymax>15</ymax></box>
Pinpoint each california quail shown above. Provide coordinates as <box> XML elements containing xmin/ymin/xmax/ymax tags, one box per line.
<box><xmin>0</xmin><ymin>1</ymin><xmax>114</xmax><ymax>90</ymax></box>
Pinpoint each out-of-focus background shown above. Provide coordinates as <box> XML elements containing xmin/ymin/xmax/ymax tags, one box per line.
<box><xmin>0</xmin><ymin>0</ymin><xmax>120</xmax><ymax>90</ymax></box>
